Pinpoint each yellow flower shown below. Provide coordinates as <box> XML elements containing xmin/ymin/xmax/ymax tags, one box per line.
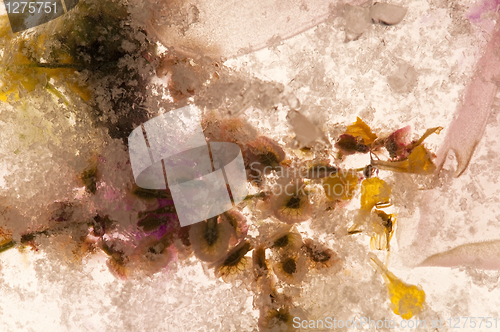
<box><xmin>212</xmin><ymin>241</ymin><xmax>252</xmax><ymax>282</ymax></box>
<box><xmin>322</xmin><ymin>169</ymin><xmax>359</xmax><ymax>201</ymax></box>
<box><xmin>369</xmin><ymin>253</ymin><xmax>425</xmax><ymax>320</ymax></box>
<box><xmin>346</xmin><ymin>117</ymin><xmax>378</xmax><ymax>145</ymax></box>
<box><xmin>372</xmin><ymin>145</ymin><xmax>437</xmax><ymax>174</ymax></box>
<box><xmin>360</xmin><ymin>177</ymin><xmax>391</xmax><ymax>211</ymax></box>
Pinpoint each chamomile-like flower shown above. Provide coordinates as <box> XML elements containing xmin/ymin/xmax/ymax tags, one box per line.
<box><xmin>212</xmin><ymin>240</ymin><xmax>252</xmax><ymax>282</ymax></box>
<box><xmin>272</xmin><ymin>253</ymin><xmax>308</xmax><ymax>285</ymax></box>
<box><xmin>302</xmin><ymin>238</ymin><xmax>340</xmax><ymax>270</ymax></box>
<box><xmin>271</xmin><ymin>181</ymin><xmax>312</xmax><ymax>224</ymax></box>
<box><xmin>189</xmin><ymin>215</ymin><xmax>232</xmax><ymax>262</ymax></box>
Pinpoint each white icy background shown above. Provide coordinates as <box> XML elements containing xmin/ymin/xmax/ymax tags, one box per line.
<box><xmin>1</xmin><ymin>0</ymin><xmax>500</xmax><ymax>331</ymax></box>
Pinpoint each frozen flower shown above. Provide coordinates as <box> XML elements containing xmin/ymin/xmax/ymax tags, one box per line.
<box><xmin>267</xmin><ymin>229</ymin><xmax>303</xmax><ymax>253</ymax></box>
<box><xmin>335</xmin><ymin>134</ymin><xmax>370</xmax><ymax>155</ymax></box>
<box><xmin>370</xmin><ymin>253</ymin><xmax>426</xmax><ymax>320</ymax></box>
<box><xmin>272</xmin><ymin>252</ymin><xmax>308</xmax><ymax>285</ymax></box>
<box><xmin>383</xmin><ymin>126</ymin><xmax>442</xmax><ymax>161</ymax></box>
<box><xmin>128</xmin><ymin>234</ymin><xmax>173</xmax><ymax>276</ymax></box>
<box><xmin>271</xmin><ymin>181</ymin><xmax>313</xmax><ymax>224</ymax></box>
<box><xmin>370</xmin><ymin>210</ymin><xmax>396</xmax><ymax>251</ymax></box>
<box><xmin>345</xmin><ymin>117</ymin><xmax>377</xmax><ymax>146</ymax></box>
<box><xmin>244</xmin><ymin>136</ymin><xmax>286</xmax><ymax>184</ymax></box>
<box><xmin>189</xmin><ymin>215</ymin><xmax>232</xmax><ymax>262</ymax></box>
<box><xmin>253</xmin><ymin>246</ymin><xmax>269</xmax><ymax>280</ymax></box>
<box><xmin>211</xmin><ymin>240</ymin><xmax>252</xmax><ymax>282</ymax></box>
<box><xmin>372</xmin><ymin>145</ymin><xmax>437</xmax><ymax>174</ymax></box>
<box><xmin>302</xmin><ymin>238</ymin><xmax>340</xmax><ymax>270</ymax></box>
<box><xmin>385</xmin><ymin>125</ymin><xmax>412</xmax><ymax>160</ymax></box>
<box><xmin>258</xmin><ymin>307</ymin><xmax>297</xmax><ymax>332</ymax></box>
<box><xmin>219</xmin><ymin>209</ymin><xmax>248</xmax><ymax>246</ymax></box>
<box><xmin>101</xmin><ymin>241</ymin><xmax>130</xmax><ymax>280</ymax></box>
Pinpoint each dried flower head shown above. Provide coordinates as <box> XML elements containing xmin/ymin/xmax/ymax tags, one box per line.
<box><xmin>271</xmin><ymin>181</ymin><xmax>313</xmax><ymax>224</ymax></box>
<box><xmin>302</xmin><ymin>238</ymin><xmax>340</xmax><ymax>270</ymax></box>
<box><xmin>212</xmin><ymin>240</ymin><xmax>252</xmax><ymax>282</ymax></box>
<box><xmin>272</xmin><ymin>253</ymin><xmax>308</xmax><ymax>284</ymax></box>
<box><xmin>244</xmin><ymin>136</ymin><xmax>286</xmax><ymax>183</ymax></box>
<box><xmin>267</xmin><ymin>229</ymin><xmax>303</xmax><ymax>253</ymax></box>
<box><xmin>253</xmin><ymin>246</ymin><xmax>269</xmax><ymax>280</ymax></box>
<box><xmin>219</xmin><ymin>209</ymin><xmax>248</xmax><ymax>246</ymax></box>
<box><xmin>189</xmin><ymin>215</ymin><xmax>232</xmax><ymax>262</ymax></box>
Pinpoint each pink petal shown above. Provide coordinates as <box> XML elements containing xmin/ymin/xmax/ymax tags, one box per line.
<box><xmin>419</xmin><ymin>240</ymin><xmax>500</xmax><ymax>270</ymax></box>
<box><xmin>435</xmin><ymin>19</ymin><xmax>500</xmax><ymax>177</ymax></box>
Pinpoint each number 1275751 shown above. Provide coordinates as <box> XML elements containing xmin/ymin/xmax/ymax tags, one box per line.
<box><xmin>447</xmin><ymin>317</ymin><xmax>498</xmax><ymax>329</ymax></box>
<box><xmin>5</xmin><ymin>2</ymin><xmax>56</xmax><ymax>14</ymax></box>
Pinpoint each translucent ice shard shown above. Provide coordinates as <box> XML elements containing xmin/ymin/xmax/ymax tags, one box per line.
<box><xmin>343</xmin><ymin>4</ymin><xmax>371</xmax><ymax>41</ymax></box>
<box><xmin>145</xmin><ymin>0</ymin><xmax>369</xmax><ymax>59</ymax></box>
<box><xmin>286</xmin><ymin>110</ymin><xmax>326</xmax><ymax>147</ymax></box>
<box><xmin>369</xmin><ymin>3</ymin><xmax>407</xmax><ymax>25</ymax></box>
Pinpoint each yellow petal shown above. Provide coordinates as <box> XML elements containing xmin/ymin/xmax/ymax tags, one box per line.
<box><xmin>372</xmin><ymin>145</ymin><xmax>436</xmax><ymax>174</ymax></box>
<box><xmin>322</xmin><ymin>169</ymin><xmax>359</xmax><ymax>201</ymax></box>
<box><xmin>369</xmin><ymin>254</ymin><xmax>426</xmax><ymax>320</ymax></box>
<box><xmin>346</xmin><ymin>117</ymin><xmax>377</xmax><ymax>145</ymax></box>
<box><xmin>0</xmin><ymin>15</ymin><xmax>12</xmax><ymax>40</ymax></box>
<box><xmin>360</xmin><ymin>177</ymin><xmax>391</xmax><ymax>211</ymax></box>
<box><xmin>411</xmin><ymin>127</ymin><xmax>443</xmax><ymax>148</ymax></box>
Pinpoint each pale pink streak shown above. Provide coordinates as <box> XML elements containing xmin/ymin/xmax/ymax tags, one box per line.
<box><xmin>435</xmin><ymin>19</ymin><xmax>500</xmax><ymax>177</ymax></box>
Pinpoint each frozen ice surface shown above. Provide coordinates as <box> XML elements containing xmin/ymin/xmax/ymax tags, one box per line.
<box><xmin>1</xmin><ymin>0</ymin><xmax>500</xmax><ymax>331</ymax></box>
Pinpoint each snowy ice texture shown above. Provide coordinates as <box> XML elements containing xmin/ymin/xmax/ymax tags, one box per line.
<box><xmin>1</xmin><ymin>0</ymin><xmax>500</xmax><ymax>331</ymax></box>
<box><xmin>129</xmin><ymin>105</ymin><xmax>247</xmax><ymax>226</ymax></box>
